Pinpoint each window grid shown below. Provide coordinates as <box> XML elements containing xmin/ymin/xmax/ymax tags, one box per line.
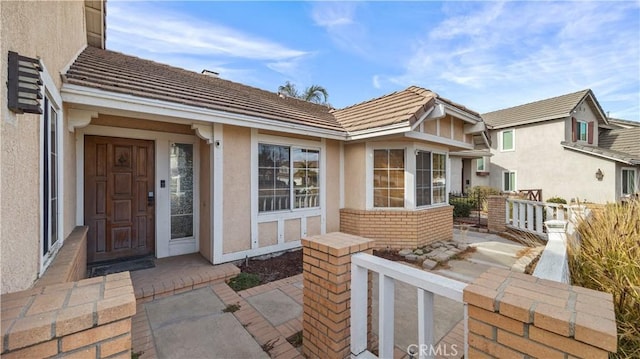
<box><xmin>503</xmin><ymin>171</ymin><xmax>516</xmax><ymax>191</ymax></box>
<box><xmin>258</xmin><ymin>144</ymin><xmax>320</xmax><ymax>213</ymax></box>
<box><xmin>622</xmin><ymin>169</ymin><xmax>636</xmax><ymax>195</ymax></box>
<box><xmin>373</xmin><ymin>149</ymin><xmax>405</xmax><ymax>208</ymax></box>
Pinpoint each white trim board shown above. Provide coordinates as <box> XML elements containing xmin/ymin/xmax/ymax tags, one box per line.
<box><xmin>62</xmin><ymin>84</ymin><xmax>346</xmax><ymax>140</ymax></box>
<box><xmin>76</xmin><ymin>125</ymin><xmax>200</xmax><ymax>259</ymax></box>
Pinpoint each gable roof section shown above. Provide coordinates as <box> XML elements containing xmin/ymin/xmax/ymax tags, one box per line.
<box><xmin>598</xmin><ymin>127</ymin><xmax>640</xmax><ymax>159</ymax></box>
<box><xmin>63</xmin><ymin>47</ymin><xmax>344</xmax><ymax>132</ymax></box>
<box><xmin>332</xmin><ymin>86</ymin><xmax>437</xmax><ymax>133</ymax></box>
<box><xmin>482</xmin><ymin>89</ymin><xmax>607</xmax><ymax>129</ymax></box>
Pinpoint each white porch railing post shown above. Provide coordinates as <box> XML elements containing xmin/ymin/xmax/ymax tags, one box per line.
<box><xmin>505</xmin><ymin>200</ymin><xmax>510</xmax><ymax>226</ymax></box>
<box><xmin>535</xmin><ymin>205</ymin><xmax>543</xmax><ymax>234</ymax></box>
<box><xmin>351</xmin><ymin>262</ymin><xmax>369</xmax><ymax>357</ymax></box>
<box><xmin>526</xmin><ymin>203</ymin><xmax>534</xmax><ymax>231</ymax></box>
<box><xmin>417</xmin><ymin>289</ymin><xmax>435</xmax><ymax>359</ymax></box>
<box><xmin>512</xmin><ymin>201</ymin><xmax>519</xmax><ymax>227</ymax></box>
<box><xmin>379</xmin><ymin>274</ymin><xmax>395</xmax><ymax>358</ymax></box>
<box><xmin>518</xmin><ymin>202</ymin><xmax>526</xmax><ymax>230</ymax></box>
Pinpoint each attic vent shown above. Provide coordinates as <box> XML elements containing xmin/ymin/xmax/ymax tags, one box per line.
<box><xmin>201</xmin><ymin>69</ymin><xmax>219</xmax><ymax>78</ymax></box>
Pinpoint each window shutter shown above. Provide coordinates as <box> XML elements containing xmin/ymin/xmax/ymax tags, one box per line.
<box><xmin>587</xmin><ymin>122</ymin><xmax>594</xmax><ymax>144</ymax></box>
<box><xmin>571</xmin><ymin>117</ymin><xmax>577</xmax><ymax>142</ymax></box>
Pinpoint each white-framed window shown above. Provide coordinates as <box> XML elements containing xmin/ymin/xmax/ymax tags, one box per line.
<box><xmin>476</xmin><ymin>157</ymin><xmax>486</xmax><ymax>172</ymax></box>
<box><xmin>500</xmin><ymin>129</ymin><xmax>515</xmax><ymax>151</ymax></box>
<box><xmin>373</xmin><ymin>149</ymin><xmax>405</xmax><ymax>208</ymax></box>
<box><xmin>503</xmin><ymin>171</ymin><xmax>516</xmax><ymax>192</ymax></box>
<box><xmin>258</xmin><ymin>143</ymin><xmax>320</xmax><ymax>212</ymax></box>
<box><xmin>170</xmin><ymin>143</ymin><xmax>194</xmax><ymax>240</ymax></box>
<box><xmin>622</xmin><ymin>168</ymin><xmax>637</xmax><ymax>196</ymax></box>
<box><xmin>42</xmin><ymin>92</ymin><xmax>62</xmax><ymax>266</ymax></box>
<box><xmin>416</xmin><ymin>151</ymin><xmax>447</xmax><ymax>206</ymax></box>
<box><xmin>577</xmin><ymin>120</ymin><xmax>588</xmax><ymax>142</ymax></box>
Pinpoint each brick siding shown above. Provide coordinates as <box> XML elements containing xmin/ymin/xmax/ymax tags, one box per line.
<box><xmin>486</xmin><ymin>196</ymin><xmax>507</xmax><ymax>233</ymax></box>
<box><xmin>35</xmin><ymin>226</ymin><xmax>88</xmax><ymax>288</ymax></box>
<box><xmin>340</xmin><ymin>206</ymin><xmax>453</xmax><ymax>249</ymax></box>
<box><xmin>464</xmin><ymin>267</ymin><xmax>617</xmax><ymax>358</ymax></box>
<box><xmin>1</xmin><ymin>272</ymin><xmax>136</xmax><ymax>358</ymax></box>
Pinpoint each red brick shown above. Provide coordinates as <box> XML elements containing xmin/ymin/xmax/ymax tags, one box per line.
<box><xmin>533</xmin><ymin>303</ymin><xmax>572</xmax><ymax>336</ymax></box>
<box><xmin>62</xmin><ymin>318</ymin><xmax>131</xmax><ymax>351</ymax></box>
<box><xmin>528</xmin><ymin>326</ymin><xmax>609</xmax><ymax>359</ymax></box>
<box><xmin>8</xmin><ymin>312</ymin><xmax>55</xmax><ymax>350</ymax></box>
<box><xmin>468</xmin><ymin>332</ymin><xmax>524</xmax><ymax>359</ymax></box>
<box><xmin>56</xmin><ymin>302</ymin><xmax>95</xmax><ymax>336</ymax></box>
<box><xmin>1</xmin><ymin>340</ymin><xmax>58</xmax><ymax>359</ymax></box>
<box><xmin>497</xmin><ymin>329</ymin><xmax>564</xmax><ymax>359</ymax></box>
<box><xmin>463</xmin><ymin>284</ymin><xmax>498</xmax><ymax>311</ymax></box>
<box><xmin>467</xmin><ymin>305</ymin><xmax>524</xmax><ymax>335</ymax></box>
<box><xmin>468</xmin><ymin>318</ymin><xmax>495</xmax><ymax>339</ymax></box>
<box><xmin>100</xmin><ymin>333</ymin><xmax>132</xmax><ymax>358</ymax></box>
<box><xmin>574</xmin><ymin>312</ymin><xmax>617</xmax><ymax>352</ymax></box>
<box><xmin>497</xmin><ymin>292</ymin><xmax>535</xmax><ymax>323</ymax></box>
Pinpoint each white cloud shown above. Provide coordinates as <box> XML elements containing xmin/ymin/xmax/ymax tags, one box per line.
<box><xmin>108</xmin><ymin>3</ymin><xmax>308</xmax><ymax>61</ymax></box>
<box><xmin>310</xmin><ymin>2</ymin><xmax>369</xmax><ymax>56</ymax></box>
<box><xmin>372</xmin><ymin>75</ymin><xmax>381</xmax><ymax>89</ymax></box>
<box><xmin>382</xmin><ymin>1</ymin><xmax>640</xmax><ymax>120</ymax></box>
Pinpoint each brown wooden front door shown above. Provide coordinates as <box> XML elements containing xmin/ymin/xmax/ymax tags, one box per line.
<box><xmin>84</xmin><ymin>136</ymin><xmax>155</xmax><ymax>263</ymax></box>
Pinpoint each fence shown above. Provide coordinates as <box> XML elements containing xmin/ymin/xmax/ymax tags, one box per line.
<box><xmin>505</xmin><ymin>198</ymin><xmax>582</xmax><ymax>235</ymax></box>
<box><xmin>449</xmin><ymin>191</ymin><xmax>483</xmax><ymax>226</ymax></box>
<box><xmin>350</xmin><ymin>253</ymin><xmax>467</xmax><ymax>359</ymax></box>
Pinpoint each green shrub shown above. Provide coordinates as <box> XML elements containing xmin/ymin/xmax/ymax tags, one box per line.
<box><xmin>227</xmin><ymin>272</ymin><xmax>261</xmax><ymax>291</ymax></box>
<box><xmin>546</xmin><ymin>196</ymin><xmax>567</xmax><ymax>204</ymax></box>
<box><xmin>450</xmin><ymin>198</ymin><xmax>472</xmax><ymax>217</ymax></box>
<box><xmin>468</xmin><ymin>186</ymin><xmax>501</xmax><ymax>211</ymax></box>
<box><xmin>568</xmin><ymin>199</ymin><xmax>640</xmax><ymax>358</ymax></box>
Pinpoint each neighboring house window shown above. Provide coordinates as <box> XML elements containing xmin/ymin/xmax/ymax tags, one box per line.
<box><xmin>572</xmin><ymin>117</ymin><xmax>594</xmax><ymax>144</ymax></box>
<box><xmin>500</xmin><ymin>130</ymin><xmax>514</xmax><ymax>151</ymax></box>
<box><xmin>258</xmin><ymin>143</ymin><xmax>320</xmax><ymax>212</ymax></box>
<box><xmin>43</xmin><ymin>96</ymin><xmax>60</xmax><ymax>258</ymax></box>
<box><xmin>415</xmin><ymin>151</ymin><xmax>447</xmax><ymax>206</ymax></box>
<box><xmin>622</xmin><ymin>168</ymin><xmax>637</xmax><ymax>196</ymax></box>
<box><xmin>373</xmin><ymin>149</ymin><xmax>405</xmax><ymax>207</ymax></box>
<box><xmin>503</xmin><ymin>171</ymin><xmax>516</xmax><ymax>191</ymax></box>
<box><xmin>170</xmin><ymin>143</ymin><xmax>194</xmax><ymax>239</ymax></box>
<box><xmin>577</xmin><ymin>121</ymin><xmax>588</xmax><ymax>141</ymax></box>
<box><xmin>476</xmin><ymin>157</ymin><xmax>486</xmax><ymax>172</ymax></box>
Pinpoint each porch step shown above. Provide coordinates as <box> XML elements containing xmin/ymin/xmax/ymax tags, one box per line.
<box><xmin>130</xmin><ymin>254</ymin><xmax>240</xmax><ymax>302</ymax></box>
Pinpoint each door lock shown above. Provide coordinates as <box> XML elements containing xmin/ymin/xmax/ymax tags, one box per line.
<box><xmin>148</xmin><ymin>191</ymin><xmax>155</xmax><ymax>206</ymax></box>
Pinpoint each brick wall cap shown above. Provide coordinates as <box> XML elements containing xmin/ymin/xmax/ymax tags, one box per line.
<box><xmin>1</xmin><ymin>273</ymin><xmax>135</xmax><ymax>352</ymax></box>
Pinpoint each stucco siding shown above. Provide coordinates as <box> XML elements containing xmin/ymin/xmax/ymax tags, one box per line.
<box><xmin>450</xmin><ymin>157</ymin><xmax>463</xmax><ymax>193</ymax></box>
<box><xmin>1</xmin><ymin>1</ymin><xmax>87</xmax><ymax>294</ymax></box>
<box><xmin>489</xmin><ymin>119</ymin><xmax>617</xmax><ymax>203</ymax></box>
<box><xmin>344</xmin><ymin>143</ymin><xmax>366</xmax><ymax>210</ymax></box>
<box><xmin>325</xmin><ymin>139</ymin><xmax>341</xmax><ymax>232</ymax></box>
<box><xmin>222</xmin><ymin>125</ymin><xmax>252</xmax><ymax>254</ymax></box>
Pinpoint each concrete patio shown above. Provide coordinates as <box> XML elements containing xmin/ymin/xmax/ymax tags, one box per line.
<box><xmin>128</xmin><ymin>229</ymin><xmax>530</xmax><ymax>359</ymax></box>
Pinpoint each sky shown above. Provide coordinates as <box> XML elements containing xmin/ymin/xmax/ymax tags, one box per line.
<box><xmin>106</xmin><ymin>1</ymin><xmax>640</xmax><ymax>121</ymax></box>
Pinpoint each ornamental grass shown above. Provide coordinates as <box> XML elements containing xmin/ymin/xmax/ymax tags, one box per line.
<box><xmin>568</xmin><ymin>199</ymin><xmax>640</xmax><ymax>358</ymax></box>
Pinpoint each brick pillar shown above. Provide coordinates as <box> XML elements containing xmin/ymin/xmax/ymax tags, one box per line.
<box><xmin>302</xmin><ymin>232</ymin><xmax>375</xmax><ymax>359</ymax></box>
<box><xmin>463</xmin><ymin>267</ymin><xmax>617</xmax><ymax>358</ymax></box>
<box><xmin>487</xmin><ymin>195</ymin><xmax>507</xmax><ymax>233</ymax></box>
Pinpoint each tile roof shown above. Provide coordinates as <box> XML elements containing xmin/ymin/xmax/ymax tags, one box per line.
<box><xmin>607</xmin><ymin>118</ymin><xmax>640</xmax><ymax>129</ymax></box>
<box><xmin>561</xmin><ymin>141</ymin><xmax>640</xmax><ymax>165</ymax></box>
<box><xmin>598</xmin><ymin>127</ymin><xmax>640</xmax><ymax>159</ymax></box>
<box><xmin>482</xmin><ymin>89</ymin><xmax>592</xmax><ymax>128</ymax></box>
<box><xmin>332</xmin><ymin>86</ymin><xmax>437</xmax><ymax>132</ymax></box>
<box><xmin>63</xmin><ymin>47</ymin><xmax>344</xmax><ymax>132</ymax></box>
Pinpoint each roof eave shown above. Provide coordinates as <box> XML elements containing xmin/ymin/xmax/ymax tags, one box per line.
<box><xmin>560</xmin><ymin>142</ymin><xmax>638</xmax><ymax>165</ymax></box>
<box><xmin>61</xmin><ymin>84</ymin><xmax>348</xmax><ymax>140</ymax></box>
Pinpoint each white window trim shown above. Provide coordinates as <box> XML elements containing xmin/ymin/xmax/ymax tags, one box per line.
<box><xmin>365</xmin><ymin>142</ymin><xmax>450</xmax><ymax>211</ymax></box>
<box><xmin>476</xmin><ymin>157</ymin><xmax>486</xmax><ymax>172</ymax></box>
<box><xmin>76</xmin><ymin>125</ymin><xmax>200</xmax><ymax>259</ymax></box>
<box><xmin>39</xmin><ymin>64</ymin><xmax>64</xmax><ymax>276</ymax></box>
<box><xmin>621</xmin><ymin>167</ymin><xmax>638</xmax><ymax>196</ymax></box>
<box><xmin>500</xmin><ymin>129</ymin><xmax>515</xmax><ymax>152</ymax></box>
<box><xmin>366</xmin><ymin>142</ymin><xmax>410</xmax><ymax>210</ymax></box>
<box><xmin>414</xmin><ymin>147</ymin><xmax>449</xmax><ymax>209</ymax></box>
<box><xmin>502</xmin><ymin>170</ymin><xmax>517</xmax><ymax>192</ymax></box>
<box><xmin>240</xmin><ymin>132</ymin><xmax>326</xmax><ymax>264</ymax></box>
<box><xmin>576</xmin><ymin>120</ymin><xmax>588</xmax><ymax>142</ymax></box>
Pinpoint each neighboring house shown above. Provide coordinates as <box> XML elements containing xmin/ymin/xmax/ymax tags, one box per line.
<box><xmin>1</xmin><ymin>1</ymin><xmax>489</xmax><ymax>294</ymax></box>
<box><xmin>464</xmin><ymin>89</ymin><xmax>640</xmax><ymax>203</ymax></box>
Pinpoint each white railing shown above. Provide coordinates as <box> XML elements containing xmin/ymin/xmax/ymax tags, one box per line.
<box><xmin>350</xmin><ymin>253</ymin><xmax>467</xmax><ymax>359</ymax></box>
<box><xmin>505</xmin><ymin>199</ymin><xmax>578</xmax><ymax>236</ymax></box>
<box><xmin>532</xmin><ymin>220</ymin><xmax>570</xmax><ymax>284</ymax></box>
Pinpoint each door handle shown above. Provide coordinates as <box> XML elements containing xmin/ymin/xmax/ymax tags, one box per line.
<box><xmin>148</xmin><ymin>191</ymin><xmax>155</xmax><ymax>206</ymax></box>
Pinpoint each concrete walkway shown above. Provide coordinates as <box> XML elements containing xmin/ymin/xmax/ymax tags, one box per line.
<box><xmin>132</xmin><ymin>270</ymin><xmax>304</xmax><ymax>359</ymax></box>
